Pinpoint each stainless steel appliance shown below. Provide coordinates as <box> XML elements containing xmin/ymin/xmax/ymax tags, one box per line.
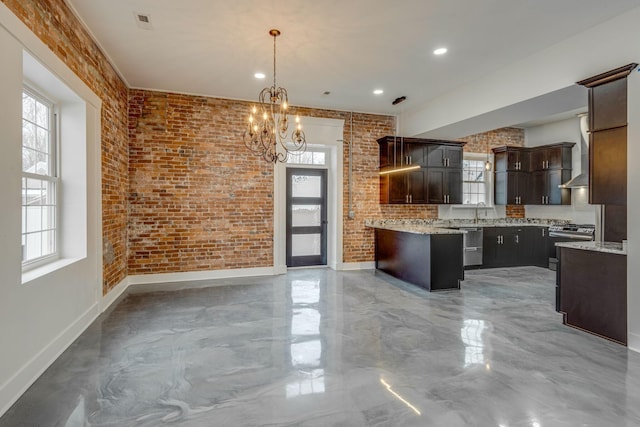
<box><xmin>461</xmin><ymin>227</ymin><xmax>483</xmax><ymax>267</ymax></box>
<box><xmin>548</xmin><ymin>224</ymin><xmax>595</xmax><ymax>270</ymax></box>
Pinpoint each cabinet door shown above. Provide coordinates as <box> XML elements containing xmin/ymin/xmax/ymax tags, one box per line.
<box><xmin>408</xmin><ymin>169</ymin><xmax>428</xmax><ymax>204</ymax></box>
<box><xmin>546</xmin><ymin>169</ymin><xmax>569</xmax><ymax>205</ymax></box>
<box><xmin>388</xmin><ymin>174</ymin><xmax>407</xmax><ymax>204</ymax></box>
<box><xmin>590</xmin><ymin>78</ymin><xmax>628</xmax><ymax>132</ymax></box>
<box><xmin>427</xmin><ymin>145</ymin><xmax>447</xmax><ymax>168</ymax></box>
<box><xmin>531</xmin><ymin>149</ymin><xmax>546</xmax><ymax>171</ymax></box>
<box><xmin>517</xmin><ymin>172</ymin><xmax>531</xmax><ymax>204</ymax></box>
<box><xmin>546</xmin><ymin>147</ymin><xmax>563</xmax><ymax>170</ymax></box>
<box><xmin>445</xmin><ymin>146</ymin><xmax>463</xmax><ymax>168</ymax></box>
<box><xmin>427</xmin><ymin>168</ymin><xmax>445</xmax><ymax>203</ymax></box>
<box><xmin>482</xmin><ymin>227</ymin><xmax>500</xmax><ymax>268</ymax></box>
<box><xmin>406</xmin><ymin>143</ymin><xmax>428</xmax><ymax>167</ymax></box>
<box><xmin>590</xmin><ymin>126</ymin><xmax>627</xmax><ymax>205</ymax></box>
<box><xmin>446</xmin><ymin>169</ymin><xmax>463</xmax><ymax>204</ymax></box>
<box><xmin>506</xmin><ymin>172</ymin><xmax>520</xmax><ymax>204</ymax></box>
<box><xmin>530</xmin><ymin>170</ymin><xmax>546</xmax><ymax>204</ymax></box>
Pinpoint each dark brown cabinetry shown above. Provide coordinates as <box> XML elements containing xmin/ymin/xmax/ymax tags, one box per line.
<box><xmin>577</xmin><ymin>63</ymin><xmax>636</xmax><ymax>207</ymax></box>
<box><xmin>378</xmin><ymin>137</ymin><xmax>465</xmax><ymax>204</ymax></box>
<box><xmin>482</xmin><ymin>226</ymin><xmax>549</xmax><ymax>268</ymax></box>
<box><xmin>493</xmin><ymin>143</ymin><xmax>573</xmax><ymax>206</ymax></box>
<box><xmin>559</xmin><ymin>247</ymin><xmax>627</xmax><ymax>345</ymax></box>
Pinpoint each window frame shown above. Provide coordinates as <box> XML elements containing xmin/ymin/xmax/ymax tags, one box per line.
<box><xmin>456</xmin><ymin>152</ymin><xmax>494</xmax><ymax>208</ymax></box>
<box><xmin>21</xmin><ymin>85</ymin><xmax>60</xmax><ymax>270</ymax></box>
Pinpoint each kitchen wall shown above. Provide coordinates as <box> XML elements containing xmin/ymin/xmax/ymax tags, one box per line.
<box><xmin>524</xmin><ymin>117</ymin><xmax>597</xmax><ymax>225</ymax></box>
<box><xmin>439</xmin><ymin>127</ymin><xmax>525</xmax><ymax>220</ymax></box>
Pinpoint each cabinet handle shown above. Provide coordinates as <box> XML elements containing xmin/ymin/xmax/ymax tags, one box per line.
<box><xmin>497</xmin><ymin>236</ymin><xmax>500</xmax><ymax>244</ymax></box>
<box><xmin>410</xmin><ymin>156</ymin><xmax>412</xmax><ymax>165</ymax></box>
<box><xmin>409</xmin><ymin>194</ymin><xmax>412</xmax><ymax>203</ymax></box>
<box><xmin>515</xmin><ymin>235</ymin><xmax>519</xmax><ymax>244</ymax></box>
<box><xmin>500</xmin><ymin>236</ymin><xmax>504</xmax><ymax>244</ymax></box>
<box><xmin>542</xmin><ymin>228</ymin><xmax>546</xmax><ymax>237</ymax></box>
<box><xmin>406</xmin><ymin>195</ymin><xmax>409</xmax><ymax>203</ymax></box>
<box><xmin>542</xmin><ymin>196</ymin><xmax>545</xmax><ymax>204</ymax></box>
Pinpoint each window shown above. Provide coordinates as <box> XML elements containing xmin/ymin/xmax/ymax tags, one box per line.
<box><xmin>22</xmin><ymin>89</ymin><xmax>58</xmax><ymax>267</ymax></box>
<box><xmin>462</xmin><ymin>154</ymin><xmax>491</xmax><ymax>205</ymax></box>
<box><xmin>286</xmin><ymin>148</ymin><xmax>326</xmax><ymax>166</ymax></box>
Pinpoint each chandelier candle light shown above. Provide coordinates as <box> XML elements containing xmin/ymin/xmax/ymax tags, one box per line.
<box><xmin>243</xmin><ymin>29</ymin><xmax>306</xmax><ymax>163</ymax></box>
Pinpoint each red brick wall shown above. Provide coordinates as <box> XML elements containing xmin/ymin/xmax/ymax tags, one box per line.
<box><xmin>2</xmin><ymin>0</ymin><xmax>129</xmax><ymax>294</ymax></box>
<box><xmin>4</xmin><ymin>0</ymin><xmax>529</xmax><ymax>282</ymax></box>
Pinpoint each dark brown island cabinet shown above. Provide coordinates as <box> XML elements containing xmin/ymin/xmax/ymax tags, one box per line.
<box><xmin>374</xmin><ymin>228</ymin><xmax>464</xmax><ymax>291</ymax></box>
<box><xmin>493</xmin><ymin>143</ymin><xmax>573</xmax><ymax>206</ymax></box>
<box><xmin>558</xmin><ymin>246</ymin><xmax>627</xmax><ymax>345</ymax></box>
<box><xmin>378</xmin><ymin>136</ymin><xmax>465</xmax><ymax>204</ymax></box>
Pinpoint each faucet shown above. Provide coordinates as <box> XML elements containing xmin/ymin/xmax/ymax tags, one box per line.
<box><xmin>474</xmin><ymin>202</ymin><xmax>486</xmax><ymax>224</ymax></box>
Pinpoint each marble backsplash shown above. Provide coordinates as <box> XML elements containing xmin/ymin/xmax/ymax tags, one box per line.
<box><xmin>365</xmin><ymin>218</ymin><xmax>572</xmax><ymax>228</ymax></box>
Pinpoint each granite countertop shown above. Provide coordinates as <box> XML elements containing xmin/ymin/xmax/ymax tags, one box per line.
<box><xmin>365</xmin><ymin>218</ymin><xmax>570</xmax><ymax>229</ymax></box>
<box><xmin>367</xmin><ymin>223</ymin><xmax>465</xmax><ymax>235</ymax></box>
<box><xmin>555</xmin><ymin>241</ymin><xmax>626</xmax><ymax>256</ymax></box>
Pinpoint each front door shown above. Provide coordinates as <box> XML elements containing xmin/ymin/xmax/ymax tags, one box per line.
<box><xmin>286</xmin><ymin>168</ymin><xmax>327</xmax><ymax>267</ymax></box>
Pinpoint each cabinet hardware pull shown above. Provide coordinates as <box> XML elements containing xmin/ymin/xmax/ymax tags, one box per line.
<box><xmin>497</xmin><ymin>236</ymin><xmax>500</xmax><ymax>244</ymax></box>
<box><xmin>409</xmin><ymin>156</ymin><xmax>412</xmax><ymax>165</ymax></box>
<box><xmin>515</xmin><ymin>235</ymin><xmax>519</xmax><ymax>244</ymax></box>
<box><xmin>542</xmin><ymin>228</ymin><xmax>545</xmax><ymax>237</ymax></box>
<box><xmin>406</xmin><ymin>195</ymin><xmax>409</xmax><ymax>203</ymax></box>
<box><xmin>410</xmin><ymin>194</ymin><xmax>412</xmax><ymax>203</ymax></box>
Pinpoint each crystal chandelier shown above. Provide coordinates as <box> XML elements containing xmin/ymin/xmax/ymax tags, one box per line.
<box><xmin>243</xmin><ymin>29</ymin><xmax>306</xmax><ymax>163</ymax></box>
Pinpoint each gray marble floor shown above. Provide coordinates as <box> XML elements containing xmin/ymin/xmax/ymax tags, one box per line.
<box><xmin>2</xmin><ymin>267</ymin><xmax>640</xmax><ymax>426</ymax></box>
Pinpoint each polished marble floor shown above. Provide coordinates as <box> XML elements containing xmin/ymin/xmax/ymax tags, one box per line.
<box><xmin>2</xmin><ymin>267</ymin><xmax>640</xmax><ymax>426</ymax></box>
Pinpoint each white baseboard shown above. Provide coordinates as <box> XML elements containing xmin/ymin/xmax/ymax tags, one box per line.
<box><xmin>337</xmin><ymin>261</ymin><xmax>376</xmax><ymax>271</ymax></box>
<box><xmin>101</xmin><ymin>276</ymin><xmax>129</xmax><ymax>312</ymax></box>
<box><xmin>0</xmin><ymin>303</ymin><xmax>99</xmax><ymax>418</ymax></box>
<box><xmin>628</xmin><ymin>332</ymin><xmax>640</xmax><ymax>353</ymax></box>
<box><xmin>128</xmin><ymin>266</ymin><xmax>278</xmax><ymax>286</ymax></box>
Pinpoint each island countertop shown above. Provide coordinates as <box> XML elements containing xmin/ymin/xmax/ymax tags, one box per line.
<box><xmin>366</xmin><ymin>222</ymin><xmax>465</xmax><ymax>235</ymax></box>
<box><xmin>556</xmin><ymin>241</ymin><xmax>626</xmax><ymax>255</ymax></box>
<box><xmin>365</xmin><ymin>218</ymin><xmax>569</xmax><ymax>230</ymax></box>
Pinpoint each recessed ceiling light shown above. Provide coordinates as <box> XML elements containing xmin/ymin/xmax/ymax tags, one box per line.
<box><xmin>373</xmin><ymin>89</ymin><xmax>384</xmax><ymax>95</ymax></box>
<box><xmin>254</xmin><ymin>72</ymin><xmax>266</xmax><ymax>79</ymax></box>
<box><xmin>433</xmin><ymin>47</ymin><xmax>448</xmax><ymax>55</ymax></box>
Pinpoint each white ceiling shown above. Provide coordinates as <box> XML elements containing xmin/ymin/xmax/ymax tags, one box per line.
<box><xmin>66</xmin><ymin>0</ymin><xmax>640</xmax><ymax>118</ymax></box>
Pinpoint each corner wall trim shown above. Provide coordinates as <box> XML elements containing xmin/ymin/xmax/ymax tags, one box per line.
<box><xmin>628</xmin><ymin>332</ymin><xmax>640</xmax><ymax>354</ymax></box>
<box><xmin>101</xmin><ymin>276</ymin><xmax>129</xmax><ymax>312</ymax></box>
<box><xmin>0</xmin><ymin>303</ymin><xmax>99</xmax><ymax>418</ymax></box>
<box><xmin>337</xmin><ymin>261</ymin><xmax>376</xmax><ymax>271</ymax></box>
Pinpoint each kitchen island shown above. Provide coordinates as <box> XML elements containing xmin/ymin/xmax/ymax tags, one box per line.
<box><xmin>368</xmin><ymin>223</ymin><xmax>465</xmax><ymax>291</ymax></box>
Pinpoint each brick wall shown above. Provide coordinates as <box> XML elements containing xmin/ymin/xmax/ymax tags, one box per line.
<box><xmin>2</xmin><ymin>0</ymin><xmax>129</xmax><ymax>294</ymax></box>
<box><xmin>4</xmin><ymin>0</ymin><xmax>529</xmax><ymax>284</ymax></box>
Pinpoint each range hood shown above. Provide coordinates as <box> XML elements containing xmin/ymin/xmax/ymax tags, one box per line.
<box><xmin>560</xmin><ymin>114</ymin><xmax>589</xmax><ymax>188</ymax></box>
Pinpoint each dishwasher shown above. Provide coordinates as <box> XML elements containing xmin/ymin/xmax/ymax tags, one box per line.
<box><xmin>461</xmin><ymin>227</ymin><xmax>483</xmax><ymax>267</ymax></box>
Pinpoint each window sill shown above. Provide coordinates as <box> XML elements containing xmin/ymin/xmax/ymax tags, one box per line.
<box><xmin>22</xmin><ymin>257</ymin><xmax>84</xmax><ymax>285</ymax></box>
<box><xmin>450</xmin><ymin>204</ymin><xmax>494</xmax><ymax>209</ymax></box>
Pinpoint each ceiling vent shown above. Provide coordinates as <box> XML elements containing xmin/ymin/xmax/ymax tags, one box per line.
<box><xmin>134</xmin><ymin>12</ymin><xmax>153</xmax><ymax>30</ymax></box>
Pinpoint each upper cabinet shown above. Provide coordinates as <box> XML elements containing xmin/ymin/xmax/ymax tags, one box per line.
<box><xmin>493</xmin><ymin>143</ymin><xmax>574</xmax><ymax>206</ymax></box>
<box><xmin>530</xmin><ymin>144</ymin><xmax>573</xmax><ymax>171</ymax></box>
<box><xmin>377</xmin><ymin>137</ymin><xmax>465</xmax><ymax>204</ymax></box>
<box><xmin>577</xmin><ymin>63</ymin><xmax>637</xmax><ymax>206</ymax></box>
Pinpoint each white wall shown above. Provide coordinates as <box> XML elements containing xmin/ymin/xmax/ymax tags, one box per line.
<box><xmin>0</xmin><ymin>4</ymin><xmax>102</xmax><ymax>416</ymax></box>
<box><xmin>627</xmin><ymin>68</ymin><xmax>640</xmax><ymax>351</ymax></box>
<box><xmin>403</xmin><ymin>6</ymin><xmax>640</xmax><ymax>139</ymax></box>
<box><xmin>524</xmin><ymin>117</ymin><xmax>597</xmax><ymax>224</ymax></box>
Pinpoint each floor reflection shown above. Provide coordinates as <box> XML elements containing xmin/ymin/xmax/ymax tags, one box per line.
<box><xmin>286</xmin><ymin>278</ymin><xmax>326</xmax><ymax>398</ymax></box>
<box><xmin>461</xmin><ymin>319</ymin><xmax>487</xmax><ymax>368</ymax></box>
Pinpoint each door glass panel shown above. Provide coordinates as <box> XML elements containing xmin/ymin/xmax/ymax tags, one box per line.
<box><xmin>292</xmin><ymin>233</ymin><xmax>321</xmax><ymax>256</ymax></box>
<box><xmin>292</xmin><ymin>205</ymin><xmax>321</xmax><ymax>227</ymax></box>
<box><xmin>291</xmin><ymin>175</ymin><xmax>321</xmax><ymax>197</ymax></box>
